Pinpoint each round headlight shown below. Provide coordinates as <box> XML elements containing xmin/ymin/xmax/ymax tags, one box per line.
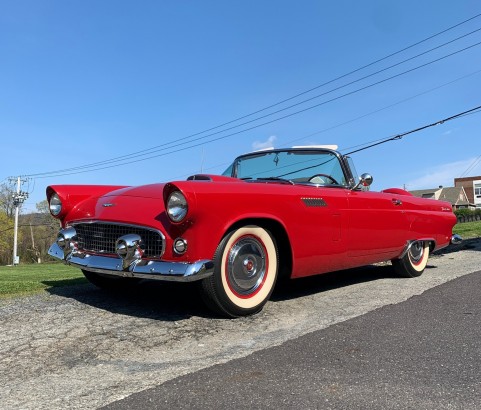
<box><xmin>49</xmin><ymin>193</ymin><xmax>62</xmax><ymax>216</ymax></box>
<box><xmin>167</xmin><ymin>191</ymin><xmax>188</xmax><ymax>222</ymax></box>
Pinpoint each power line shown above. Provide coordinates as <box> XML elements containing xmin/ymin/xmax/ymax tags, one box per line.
<box><xmin>26</xmin><ymin>28</ymin><xmax>481</xmax><ymax>177</ymax></box>
<box><xmin>280</xmin><ymin>68</ymin><xmax>481</xmax><ymax>148</ymax></box>
<box><xmin>344</xmin><ymin>105</ymin><xmax>481</xmax><ymax>155</ymax></box>
<box><xmin>460</xmin><ymin>155</ymin><xmax>481</xmax><ymax>177</ymax></box>
<box><xmin>182</xmin><ymin>105</ymin><xmax>481</xmax><ymax>180</ymax></box>
<box><xmin>166</xmin><ymin>68</ymin><xmax>481</xmax><ymax>181</ymax></box>
<box><xmin>164</xmin><ymin>12</ymin><xmax>481</xmax><ymax>144</ymax></box>
<box><xmin>22</xmin><ymin>15</ymin><xmax>481</xmax><ymax>179</ymax></box>
<box><xmin>27</xmin><ymin>39</ymin><xmax>481</xmax><ymax>179</ymax></box>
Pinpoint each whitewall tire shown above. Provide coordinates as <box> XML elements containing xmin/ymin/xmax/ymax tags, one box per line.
<box><xmin>200</xmin><ymin>225</ymin><xmax>278</xmax><ymax>317</ymax></box>
<box><xmin>392</xmin><ymin>241</ymin><xmax>430</xmax><ymax>278</ymax></box>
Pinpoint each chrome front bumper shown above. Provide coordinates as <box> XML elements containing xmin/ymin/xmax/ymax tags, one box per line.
<box><xmin>48</xmin><ymin>243</ymin><xmax>214</xmax><ymax>282</ymax></box>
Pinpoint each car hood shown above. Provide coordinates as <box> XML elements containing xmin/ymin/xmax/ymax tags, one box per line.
<box><xmin>102</xmin><ymin>183</ymin><xmax>167</xmax><ymax>199</ymax></box>
<box><xmin>61</xmin><ymin>183</ymin><xmax>167</xmax><ymax>225</ymax></box>
<box><xmin>100</xmin><ymin>175</ymin><xmax>241</xmax><ymax>199</ymax></box>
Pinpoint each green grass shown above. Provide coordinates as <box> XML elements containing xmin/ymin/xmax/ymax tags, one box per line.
<box><xmin>0</xmin><ymin>263</ymin><xmax>86</xmax><ymax>299</ymax></box>
<box><xmin>453</xmin><ymin>220</ymin><xmax>481</xmax><ymax>239</ymax></box>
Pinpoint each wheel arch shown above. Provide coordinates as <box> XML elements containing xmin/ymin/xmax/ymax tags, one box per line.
<box><xmin>224</xmin><ymin>217</ymin><xmax>293</xmax><ymax>281</ymax></box>
<box><xmin>397</xmin><ymin>238</ymin><xmax>436</xmax><ymax>260</ymax></box>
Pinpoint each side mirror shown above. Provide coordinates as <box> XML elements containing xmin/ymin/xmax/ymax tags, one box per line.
<box><xmin>351</xmin><ymin>173</ymin><xmax>373</xmax><ymax>191</ymax></box>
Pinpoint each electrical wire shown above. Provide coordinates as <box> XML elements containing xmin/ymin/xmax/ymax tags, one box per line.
<box><xmin>459</xmin><ymin>155</ymin><xmax>481</xmax><ymax>177</ymax></box>
<box><xmin>22</xmin><ymin>17</ymin><xmax>481</xmax><ymax>178</ymax></box>
<box><xmin>26</xmin><ymin>39</ymin><xmax>481</xmax><ymax>179</ymax></box>
<box><xmin>160</xmin><ymin>12</ymin><xmax>481</xmax><ymax>145</ymax></box>
<box><xmin>343</xmin><ymin>105</ymin><xmax>481</xmax><ymax>155</ymax></box>
<box><xmin>27</xmin><ymin>31</ymin><xmax>481</xmax><ymax>177</ymax></box>
<box><xmin>280</xmin><ymin>68</ymin><xmax>481</xmax><ymax>148</ymax></box>
<box><xmin>166</xmin><ymin>68</ymin><xmax>481</xmax><ymax>180</ymax></box>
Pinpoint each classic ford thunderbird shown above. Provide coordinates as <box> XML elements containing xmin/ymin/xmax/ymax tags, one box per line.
<box><xmin>47</xmin><ymin>146</ymin><xmax>459</xmax><ymax>317</ymax></box>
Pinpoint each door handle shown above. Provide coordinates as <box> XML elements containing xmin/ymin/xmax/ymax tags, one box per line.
<box><xmin>392</xmin><ymin>198</ymin><xmax>402</xmax><ymax>206</ymax></box>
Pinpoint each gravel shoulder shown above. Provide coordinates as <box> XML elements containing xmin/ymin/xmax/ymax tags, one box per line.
<box><xmin>1</xmin><ymin>240</ymin><xmax>480</xmax><ymax>409</ymax></box>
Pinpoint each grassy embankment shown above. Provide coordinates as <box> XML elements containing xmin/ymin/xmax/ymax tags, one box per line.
<box><xmin>0</xmin><ymin>263</ymin><xmax>85</xmax><ymax>299</ymax></box>
<box><xmin>452</xmin><ymin>220</ymin><xmax>481</xmax><ymax>240</ymax></box>
<box><xmin>0</xmin><ymin>221</ymin><xmax>479</xmax><ymax>299</ymax></box>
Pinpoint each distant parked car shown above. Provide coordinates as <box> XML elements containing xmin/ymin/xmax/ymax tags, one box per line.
<box><xmin>47</xmin><ymin>146</ymin><xmax>458</xmax><ymax>317</ymax></box>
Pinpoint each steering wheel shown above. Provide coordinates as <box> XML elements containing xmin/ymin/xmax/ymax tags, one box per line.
<box><xmin>308</xmin><ymin>173</ymin><xmax>340</xmax><ymax>185</ymax></box>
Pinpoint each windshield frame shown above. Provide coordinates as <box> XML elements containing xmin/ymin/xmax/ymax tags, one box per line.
<box><xmin>224</xmin><ymin>148</ymin><xmax>356</xmax><ymax>188</ymax></box>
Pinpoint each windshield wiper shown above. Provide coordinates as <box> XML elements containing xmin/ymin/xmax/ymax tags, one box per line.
<box><xmin>255</xmin><ymin>177</ymin><xmax>294</xmax><ymax>185</ymax></box>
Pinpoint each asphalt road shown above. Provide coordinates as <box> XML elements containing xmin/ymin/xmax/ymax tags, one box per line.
<box><xmin>1</xmin><ymin>240</ymin><xmax>480</xmax><ymax>409</ymax></box>
<box><xmin>104</xmin><ymin>268</ymin><xmax>481</xmax><ymax>410</ymax></box>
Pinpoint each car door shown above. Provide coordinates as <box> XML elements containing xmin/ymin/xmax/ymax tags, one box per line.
<box><xmin>289</xmin><ymin>186</ymin><xmax>350</xmax><ymax>276</ymax></box>
<box><xmin>347</xmin><ymin>190</ymin><xmax>408</xmax><ymax>262</ymax></box>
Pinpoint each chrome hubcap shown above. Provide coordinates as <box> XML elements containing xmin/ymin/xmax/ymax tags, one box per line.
<box><xmin>227</xmin><ymin>237</ymin><xmax>266</xmax><ymax>295</ymax></box>
<box><xmin>408</xmin><ymin>241</ymin><xmax>424</xmax><ymax>264</ymax></box>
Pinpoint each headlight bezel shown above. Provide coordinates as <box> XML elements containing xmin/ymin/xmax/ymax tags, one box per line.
<box><xmin>166</xmin><ymin>190</ymin><xmax>188</xmax><ymax>223</ymax></box>
<box><xmin>49</xmin><ymin>193</ymin><xmax>63</xmax><ymax>216</ymax></box>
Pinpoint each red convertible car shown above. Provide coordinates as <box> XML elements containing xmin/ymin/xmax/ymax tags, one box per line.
<box><xmin>47</xmin><ymin>146</ymin><xmax>459</xmax><ymax>317</ymax></box>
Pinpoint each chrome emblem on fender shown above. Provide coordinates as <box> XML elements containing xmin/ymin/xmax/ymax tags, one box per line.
<box><xmin>102</xmin><ymin>203</ymin><xmax>116</xmax><ymax>207</ymax></box>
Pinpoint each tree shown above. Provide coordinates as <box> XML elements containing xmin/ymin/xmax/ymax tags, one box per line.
<box><xmin>0</xmin><ymin>211</ymin><xmax>14</xmax><ymax>265</ymax></box>
<box><xmin>0</xmin><ymin>183</ymin><xmax>15</xmax><ymax>218</ymax></box>
<box><xmin>16</xmin><ymin>200</ymin><xmax>59</xmax><ymax>264</ymax></box>
<box><xmin>36</xmin><ymin>200</ymin><xmax>49</xmax><ymax>214</ymax></box>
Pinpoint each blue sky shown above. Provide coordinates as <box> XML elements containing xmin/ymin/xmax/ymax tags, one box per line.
<box><xmin>1</xmin><ymin>0</ymin><xmax>481</xmax><ymax>213</ymax></box>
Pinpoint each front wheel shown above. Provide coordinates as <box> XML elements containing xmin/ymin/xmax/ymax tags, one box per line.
<box><xmin>200</xmin><ymin>225</ymin><xmax>278</xmax><ymax>318</ymax></box>
<box><xmin>391</xmin><ymin>241</ymin><xmax>430</xmax><ymax>278</ymax></box>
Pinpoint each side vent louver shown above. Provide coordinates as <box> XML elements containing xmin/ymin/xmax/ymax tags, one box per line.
<box><xmin>301</xmin><ymin>197</ymin><xmax>327</xmax><ymax>207</ymax></box>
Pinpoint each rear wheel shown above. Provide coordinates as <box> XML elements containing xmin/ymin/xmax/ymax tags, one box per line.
<box><xmin>392</xmin><ymin>241</ymin><xmax>430</xmax><ymax>278</ymax></box>
<box><xmin>82</xmin><ymin>270</ymin><xmax>141</xmax><ymax>290</ymax></box>
<box><xmin>200</xmin><ymin>225</ymin><xmax>278</xmax><ymax>318</ymax></box>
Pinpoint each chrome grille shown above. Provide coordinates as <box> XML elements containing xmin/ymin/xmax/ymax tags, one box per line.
<box><xmin>73</xmin><ymin>222</ymin><xmax>164</xmax><ymax>258</ymax></box>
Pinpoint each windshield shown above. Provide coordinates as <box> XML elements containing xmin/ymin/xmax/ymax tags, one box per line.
<box><xmin>223</xmin><ymin>150</ymin><xmax>348</xmax><ymax>186</ymax></box>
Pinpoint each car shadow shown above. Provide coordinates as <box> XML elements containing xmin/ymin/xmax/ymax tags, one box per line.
<box><xmin>271</xmin><ymin>263</ymin><xmax>401</xmax><ymax>302</ymax></box>
<box><xmin>44</xmin><ymin>263</ymin><xmax>409</xmax><ymax>320</ymax></box>
<box><xmin>271</xmin><ymin>240</ymin><xmax>481</xmax><ymax>303</ymax></box>
<box><xmin>433</xmin><ymin>238</ymin><xmax>480</xmax><ymax>255</ymax></box>
<box><xmin>44</xmin><ymin>280</ymin><xmax>211</xmax><ymax>321</ymax></box>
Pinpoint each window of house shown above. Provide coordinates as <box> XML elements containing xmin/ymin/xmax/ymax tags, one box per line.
<box><xmin>475</xmin><ymin>183</ymin><xmax>481</xmax><ymax>197</ymax></box>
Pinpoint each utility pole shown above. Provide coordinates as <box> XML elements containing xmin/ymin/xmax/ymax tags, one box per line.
<box><xmin>9</xmin><ymin>176</ymin><xmax>29</xmax><ymax>266</ymax></box>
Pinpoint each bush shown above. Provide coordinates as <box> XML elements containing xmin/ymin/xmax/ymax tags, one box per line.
<box><xmin>454</xmin><ymin>208</ymin><xmax>471</xmax><ymax>216</ymax></box>
<box><xmin>454</xmin><ymin>208</ymin><xmax>481</xmax><ymax>222</ymax></box>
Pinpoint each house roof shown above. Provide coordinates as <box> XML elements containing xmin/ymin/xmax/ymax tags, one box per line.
<box><xmin>409</xmin><ymin>186</ymin><xmax>471</xmax><ymax>206</ymax></box>
<box><xmin>438</xmin><ymin>187</ymin><xmax>470</xmax><ymax>206</ymax></box>
<box><xmin>410</xmin><ymin>188</ymin><xmax>439</xmax><ymax>197</ymax></box>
